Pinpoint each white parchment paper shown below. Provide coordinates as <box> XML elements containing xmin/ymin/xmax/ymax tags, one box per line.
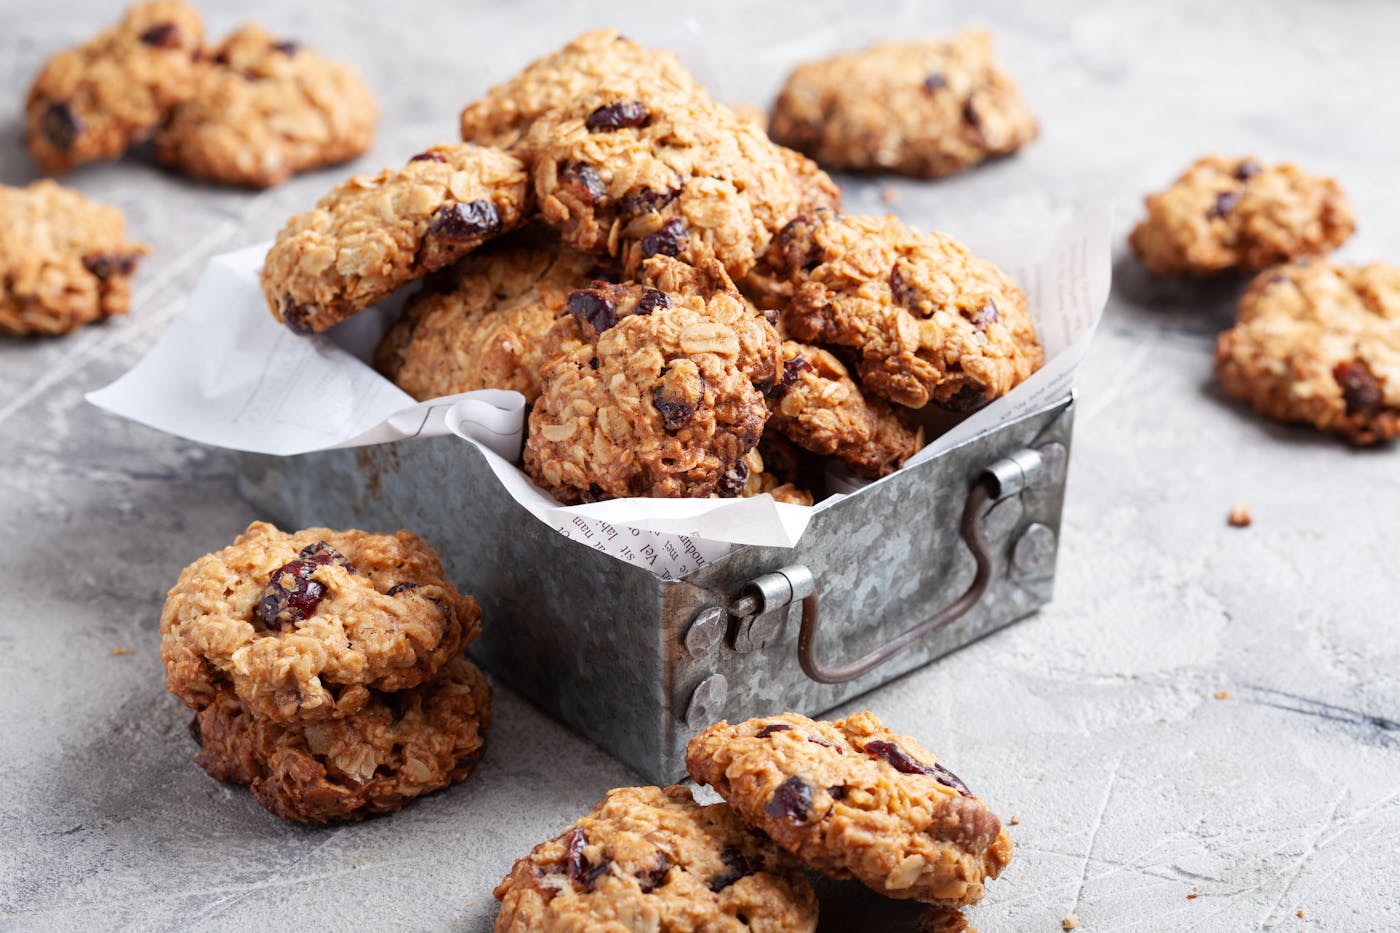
<box><xmin>88</xmin><ymin>208</ymin><xmax>1109</xmax><ymax>578</ymax></box>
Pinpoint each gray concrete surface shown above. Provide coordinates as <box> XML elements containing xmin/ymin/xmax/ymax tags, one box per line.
<box><xmin>2</xmin><ymin>1</ymin><xmax>1398</xmax><ymax>930</ymax></box>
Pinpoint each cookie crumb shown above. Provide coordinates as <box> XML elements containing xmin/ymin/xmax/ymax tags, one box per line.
<box><xmin>1228</xmin><ymin>503</ymin><xmax>1251</xmax><ymax>527</ymax></box>
<box><xmin>1158</xmin><ymin>716</ymin><xmax>1169</xmax><ymax>723</ymax></box>
<box><xmin>1214</xmin><ymin>690</ymin><xmax>1230</xmax><ymax>700</ymax></box>
<box><xmin>1009</xmin><ymin>815</ymin><xmax>1021</xmax><ymax>825</ymax></box>
<box><xmin>1296</xmin><ymin>909</ymin><xmax>1304</xmax><ymax>919</ymax></box>
<box><xmin>879</xmin><ymin>184</ymin><xmax>899</xmax><ymax>205</ymax></box>
<box><xmin>1187</xmin><ymin>889</ymin><xmax>1199</xmax><ymax>900</ymax></box>
<box><xmin>1062</xmin><ymin>915</ymin><xmax>1079</xmax><ymax>931</ymax></box>
<box><xmin>110</xmin><ymin>647</ymin><xmax>132</xmax><ymax>656</ymax></box>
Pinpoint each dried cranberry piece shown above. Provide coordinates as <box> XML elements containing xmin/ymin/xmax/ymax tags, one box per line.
<box><xmin>621</xmin><ymin>186</ymin><xmax>679</xmax><ymax>217</ymax></box>
<box><xmin>299</xmin><ymin>541</ymin><xmax>354</xmax><ymax>572</ymax></box>
<box><xmin>923</xmin><ymin>73</ymin><xmax>948</xmax><ymax>91</ymax></box>
<box><xmin>717</xmin><ymin>461</ymin><xmax>749</xmax><ymax>498</ymax></box>
<box><xmin>770</xmin><ymin>216</ymin><xmax>824</xmax><ymax>275</ymax></box>
<box><xmin>1335</xmin><ymin>360</ymin><xmax>1383</xmax><ymax>416</ymax></box>
<box><xmin>429</xmin><ymin>200</ymin><xmax>501</xmax><ymax>239</ymax></box>
<box><xmin>588</xmin><ymin>356</ymin><xmax>600</xmax><ymax>370</ymax></box>
<box><xmin>40</xmin><ymin>102</ymin><xmax>81</xmax><ymax>152</ymax></box>
<box><xmin>764</xmin><ymin>776</ymin><xmax>813</xmax><ymax>823</ymax></box>
<box><xmin>639</xmin><ymin>219</ymin><xmax>687</xmax><ymax>259</ymax></box>
<box><xmin>828</xmin><ymin>784</ymin><xmax>848</xmax><ymax>800</ymax></box>
<box><xmin>889</xmin><ymin>265</ymin><xmax>924</xmax><ymax>310</ymax></box>
<box><xmin>759</xmin><ymin>354</ymin><xmax>813</xmax><ymax>400</ymax></box>
<box><xmin>808</xmin><ymin>736</ymin><xmax>842</xmax><ymax>753</ymax></box>
<box><xmin>636</xmin><ymin>853</ymin><xmax>670</xmax><ymax>893</ymax></box>
<box><xmin>966</xmin><ymin>301</ymin><xmax>1000</xmax><ymax>329</ymax></box>
<box><xmin>653</xmin><ymin>387</ymin><xmax>695</xmax><ymax>431</ymax></box>
<box><xmin>635</xmin><ymin>289</ymin><xmax>670</xmax><ymax>315</ymax></box>
<box><xmin>82</xmin><ymin>252</ymin><xmax>140</xmax><ymax>279</ymax></box>
<box><xmin>409</xmin><ymin>151</ymin><xmax>447</xmax><ymax>163</ymax></box>
<box><xmin>962</xmin><ymin>100</ymin><xmax>982</xmax><ymax>131</ymax></box>
<box><xmin>1235</xmin><ymin>159</ymin><xmax>1261</xmax><ymax>181</ymax></box>
<box><xmin>564</xmin><ymin>828</ymin><xmax>588</xmax><ymax>884</ymax></box>
<box><xmin>865</xmin><ymin>740</ymin><xmax>972</xmax><ymax>796</ymax></box>
<box><xmin>139</xmin><ymin>22</ymin><xmax>181</xmax><ymax>48</ymax></box>
<box><xmin>944</xmin><ymin>383</ymin><xmax>988</xmax><ymax>413</ymax></box>
<box><xmin>755</xmin><ymin>723</ymin><xmax>792</xmax><ymax>738</ymax></box>
<box><xmin>1208</xmin><ymin>190</ymin><xmax>1241</xmax><ymax>219</ymax></box>
<box><xmin>586</xmin><ymin>100</ymin><xmax>649</xmax><ymax>132</ymax></box>
<box><xmin>584</xmin><ymin>861</ymin><xmax>612</xmax><ymax>890</ymax></box>
<box><xmin>255</xmin><ymin>559</ymin><xmax>326</xmax><ymax>628</ymax></box>
<box><xmin>386</xmin><ymin>582</ymin><xmax>422</xmax><ymax>596</ymax></box>
<box><xmin>582</xmin><ymin>483</ymin><xmax>607</xmax><ymax>502</ymax></box>
<box><xmin>932</xmin><ymin>762</ymin><xmax>973</xmax><ymax>797</ymax></box>
<box><xmin>561</xmin><ymin>162</ymin><xmax>606</xmax><ymax>205</ymax></box>
<box><xmin>272</xmin><ymin>40</ymin><xmax>299</xmax><ymax>55</ymax></box>
<box><xmin>568</xmin><ymin>288</ymin><xmax>617</xmax><ymax>338</ymax></box>
<box><xmin>281</xmin><ymin>296</ymin><xmax>316</xmax><ymax>334</ymax></box>
<box><xmin>708</xmin><ymin>847</ymin><xmax>762</xmax><ymax>892</ymax></box>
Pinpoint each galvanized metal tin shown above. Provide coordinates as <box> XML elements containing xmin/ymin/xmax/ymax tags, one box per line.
<box><xmin>236</xmin><ymin>393</ymin><xmax>1074</xmax><ymax>783</ymax></box>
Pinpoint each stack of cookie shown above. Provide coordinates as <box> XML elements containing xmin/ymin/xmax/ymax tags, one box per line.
<box><xmin>259</xmin><ymin>29</ymin><xmax>1048</xmax><ymax>507</ymax></box>
<box><xmin>1130</xmin><ymin>156</ymin><xmax>1399</xmax><ymax>445</ymax></box>
<box><xmin>25</xmin><ymin>1</ymin><xmax>376</xmax><ymax>187</ymax></box>
<box><xmin>493</xmin><ymin>711</ymin><xmax>1012</xmax><ymax>932</ymax></box>
<box><xmin>159</xmin><ymin>521</ymin><xmax>490</xmax><ymax>823</ymax></box>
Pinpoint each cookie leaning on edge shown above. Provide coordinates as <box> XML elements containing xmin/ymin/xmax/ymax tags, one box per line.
<box><xmin>193</xmin><ymin>653</ymin><xmax>491</xmax><ymax>823</ymax></box>
<box><xmin>260</xmin><ymin>143</ymin><xmax>530</xmax><ymax>333</ymax></box>
<box><xmin>0</xmin><ymin>181</ymin><xmax>148</xmax><ymax>336</ymax></box>
<box><xmin>1215</xmin><ymin>260</ymin><xmax>1400</xmax><ymax>444</ymax></box>
<box><xmin>686</xmin><ymin>711</ymin><xmax>1013</xmax><ymax>906</ymax></box>
<box><xmin>493</xmin><ymin>784</ymin><xmax>818</xmax><ymax>933</ymax></box>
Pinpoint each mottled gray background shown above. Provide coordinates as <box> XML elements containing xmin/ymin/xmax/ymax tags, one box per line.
<box><xmin>2</xmin><ymin>1</ymin><xmax>1398</xmax><ymax>931</ymax></box>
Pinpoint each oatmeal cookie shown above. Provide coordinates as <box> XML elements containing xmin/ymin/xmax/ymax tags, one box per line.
<box><xmin>160</xmin><ymin>521</ymin><xmax>479</xmax><ymax>725</ymax></box>
<box><xmin>749</xmin><ymin>210</ymin><xmax>1041</xmax><ymax>410</ymax></box>
<box><xmin>686</xmin><ymin>711</ymin><xmax>1013</xmax><ymax>906</ymax></box>
<box><xmin>524</xmin><ymin>303</ymin><xmax>769</xmax><ymax>502</ymax></box>
<box><xmin>25</xmin><ymin>1</ymin><xmax>205</xmax><ymax>174</ymax></box>
<box><xmin>193</xmin><ymin>653</ymin><xmax>490</xmax><ymax>823</ymax></box>
<box><xmin>375</xmin><ymin>231</ymin><xmax>603</xmax><ymax>403</ymax></box>
<box><xmin>767</xmin><ymin>341</ymin><xmax>923</xmax><ymax>477</ymax></box>
<box><xmin>523</xmin><ymin>81</ymin><xmax>840</xmax><ymax>279</ymax></box>
<box><xmin>1215</xmin><ymin>260</ymin><xmax>1400</xmax><ymax>444</ymax></box>
<box><xmin>493</xmin><ymin>784</ymin><xmax>818</xmax><ymax>933</ymax></box>
<box><xmin>459</xmin><ymin>29</ymin><xmax>703</xmax><ymax>148</ymax></box>
<box><xmin>920</xmin><ymin>907</ymin><xmax>977</xmax><ymax>933</ymax></box>
<box><xmin>261</xmin><ymin>143</ymin><xmax>530</xmax><ymax>333</ymax></box>
<box><xmin>1129</xmin><ymin>156</ymin><xmax>1355</xmax><ymax>277</ymax></box>
<box><xmin>770</xmin><ymin>29</ymin><xmax>1037</xmax><ymax>178</ymax></box>
<box><xmin>153</xmin><ymin>24</ymin><xmax>377</xmax><ymax>188</ymax></box>
<box><xmin>0</xmin><ymin>181</ymin><xmax>147</xmax><ymax>336</ymax></box>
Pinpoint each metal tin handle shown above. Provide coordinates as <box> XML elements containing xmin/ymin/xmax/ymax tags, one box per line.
<box><xmin>794</xmin><ymin>448</ymin><xmax>1044</xmax><ymax>685</ymax></box>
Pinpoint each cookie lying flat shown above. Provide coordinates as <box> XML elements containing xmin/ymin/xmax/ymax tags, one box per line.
<box><xmin>261</xmin><ymin>143</ymin><xmax>530</xmax><ymax>333</ymax></box>
<box><xmin>686</xmin><ymin>712</ymin><xmax>1013</xmax><ymax>906</ymax></box>
<box><xmin>524</xmin><ymin>296</ymin><xmax>770</xmax><ymax>502</ymax></box>
<box><xmin>459</xmin><ymin>28</ymin><xmax>703</xmax><ymax>148</ymax></box>
<box><xmin>0</xmin><ymin>181</ymin><xmax>147</xmax><ymax>336</ymax></box>
<box><xmin>160</xmin><ymin>521</ymin><xmax>479</xmax><ymax>725</ymax></box>
<box><xmin>522</xmin><ymin>81</ymin><xmax>840</xmax><ymax>280</ymax></box>
<box><xmin>493</xmin><ymin>784</ymin><xmax>818</xmax><ymax>933</ymax></box>
<box><xmin>770</xmin><ymin>29</ymin><xmax>1037</xmax><ymax>178</ymax></box>
<box><xmin>748</xmin><ymin>210</ymin><xmax>1041</xmax><ymax>411</ymax></box>
<box><xmin>154</xmin><ymin>24</ymin><xmax>377</xmax><ymax>188</ymax></box>
<box><xmin>1215</xmin><ymin>260</ymin><xmax>1400</xmax><ymax>444</ymax></box>
<box><xmin>1129</xmin><ymin>156</ymin><xmax>1355</xmax><ymax>277</ymax></box>
<box><xmin>25</xmin><ymin>1</ymin><xmax>205</xmax><ymax>174</ymax></box>
<box><xmin>194</xmin><ymin>653</ymin><xmax>490</xmax><ymax>823</ymax></box>
<box><xmin>375</xmin><ymin>230</ymin><xmax>603</xmax><ymax>403</ymax></box>
<box><xmin>767</xmin><ymin>341</ymin><xmax>923</xmax><ymax>478</ymax></box>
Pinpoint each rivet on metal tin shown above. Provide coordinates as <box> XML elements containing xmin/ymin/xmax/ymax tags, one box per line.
<box><xmin>685</xmin><ymin>607</ymin><xmax>725</xmax><ymax>658</ymax></box>
<box><xmin>685</xmin><ymin>673</ymin><xmax>728</xmax><ymax>728</ymax></box>
<box><xmin>1012</xmin><ymin>522</ymin><xmax>1057</xmax><ymax>577</ymax></box>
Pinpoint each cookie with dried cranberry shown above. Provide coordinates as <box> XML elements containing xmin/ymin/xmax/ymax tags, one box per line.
<box><xmin>261</xmin><ymin>143</ymin><xmax>530</xmax><ymax>333</ymax></box>
<box><xmin>160</xmin><ymin>521</ymin><xmax>479</xmax><ymax>725</ymax></box>
<box><xmin>686</xmin><ymin>711</ymin><xmax>1013</xmax><ymax>906</ymax></box>
<box><xmin>770</xmin><ymin>29</ymin><xmax>1037</xmax><ymax>178</ymax></box>
<box><xmin>25</xmin><ymin>1</ymin><xmax>205</xmax><ymax>174</ymax></box>
<box><xmin>1129</xmin><ymin>156</ymin><xmax>1355</xmax><ymax>277</ymax></box>
<box><xmin>459</xmin><ymin>29</ymin><xmax>703</xmax><ymax>148</ymax></box>
<box><xmin>522</xmin><ymin>80</ymin><xmax>840</xmax><ymax>280</ymax></box>
<box><xmin>192</xmin><ymin>653</ymin><xmax>491</xmax><ymax>823</ymax></box>
<box><xmin>767</xmin><ymin>341</ymin><xmax>923</xmax><ymax>478</ymax></box>
<box><xmin>153</xmin><ymin>24</ymin><xmax>377</xmax><ymax>188</ymax></box>
<box><xmin>1215</xmin><ymin>260</ymin><xmax>1400</xmax><ymax>444</ymax></box>
<box><xmin>0</xmin><ymin>181</ymin><xmax>147</xmax><ymax>336</ymax></box>
<box><xmin>493</xmin><ymin>784</ymin><xmax>818</xmax><ymax>933</ymax></box>
<box><xmin>748</xmin><ymin>209</ymin><xmax>1041</xmax><ymax>411</ymax></box>
<box><xmin>524</xmin><ymin>300</ymin><xmax>769</xmax><ymax>502</ymax></box>
<box><xmin>376</xmin><ymin>231</ymin><xmax>603</xmax><ymax>403</ymax></box>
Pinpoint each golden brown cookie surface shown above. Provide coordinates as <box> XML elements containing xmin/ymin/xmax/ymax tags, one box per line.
<box><xmin>493</xmin><ymin>785</ymin><xmax>818</xmax><ymax>933</ymax></box>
